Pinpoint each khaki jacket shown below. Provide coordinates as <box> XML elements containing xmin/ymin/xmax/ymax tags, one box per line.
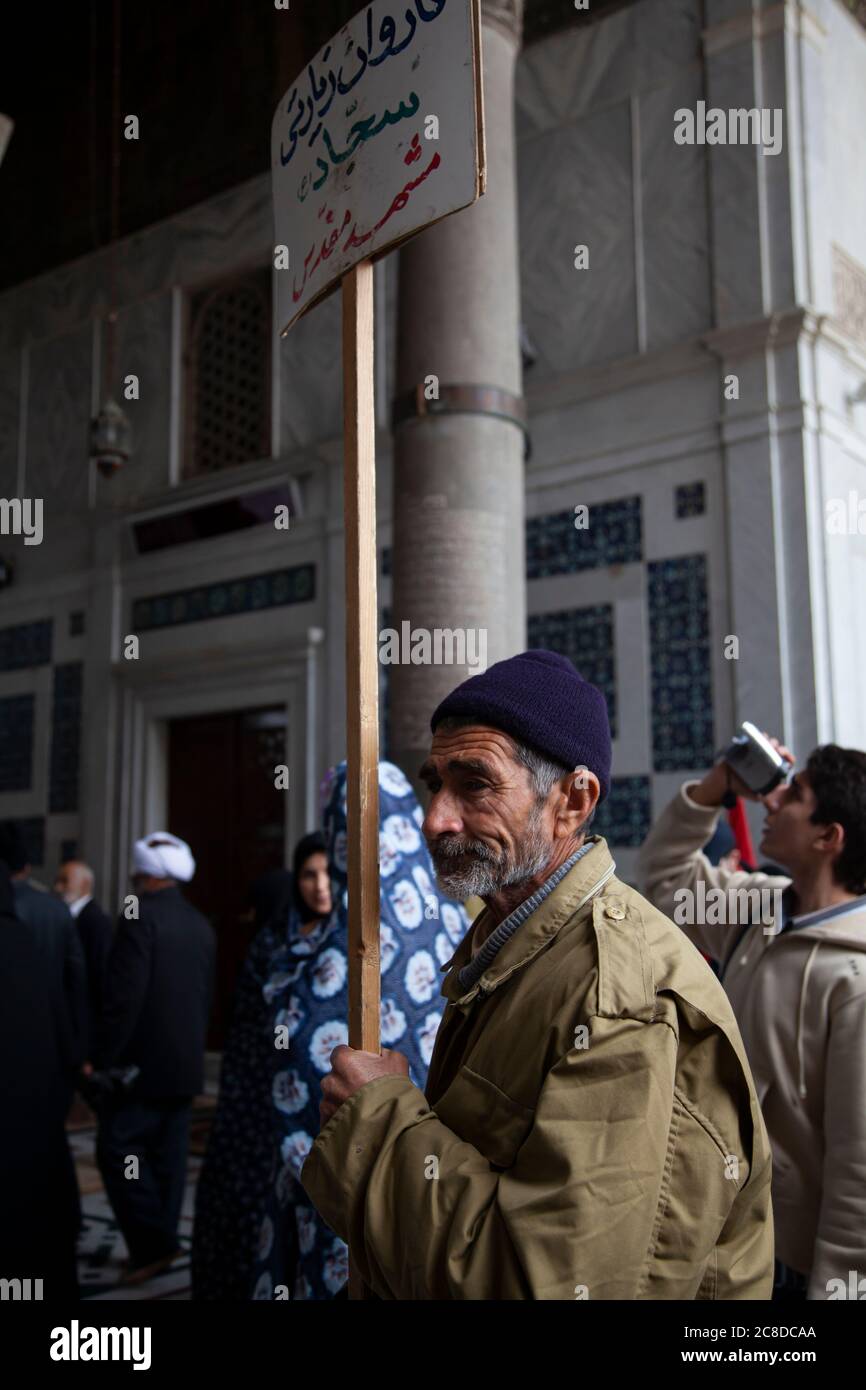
<box><xmin>636</xmin><ymin>783</ymin><xmax>866</xmax><ymax>1299</ymax></box>
<box><xmin>301</xmin><ymin>838</ymin><xmax>774</xmax><ymax>1299</ymax></box>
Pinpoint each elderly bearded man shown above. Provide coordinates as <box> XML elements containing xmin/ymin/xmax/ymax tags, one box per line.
<box><xmin>302</xmin><ymin>651</ymin><xmax>774</xmax><ymax>1299</ymax></box>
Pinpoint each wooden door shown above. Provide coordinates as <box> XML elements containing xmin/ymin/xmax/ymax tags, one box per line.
<box><xmin>168</xmin><ymin>706</ymin><xmax>287</xmax><ymax>1047</ymax></box>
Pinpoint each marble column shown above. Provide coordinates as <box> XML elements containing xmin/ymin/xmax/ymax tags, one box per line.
<box><xmin>388</xmin><ymin>0</ymin><xmax>526</xmax><ymax>780</ymax></box>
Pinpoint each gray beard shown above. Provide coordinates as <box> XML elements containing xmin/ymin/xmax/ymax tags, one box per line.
<box><xmin>427</xmin><ymin>809</ymin><xmax>553</xmax><ymax>900</ymax></box>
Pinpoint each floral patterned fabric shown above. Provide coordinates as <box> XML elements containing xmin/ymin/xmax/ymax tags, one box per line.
<box><xmin>250</xmin><ymin>761</ymin><xmax>469</xmax><ymax>1301</ymax></box>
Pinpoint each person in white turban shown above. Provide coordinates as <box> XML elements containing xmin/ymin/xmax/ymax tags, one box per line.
<box><xmin>132</xmin><ymin>833</ymin><xmax>196</xmax><ymax>885</ymax></box>
<box><xmin>94</xmin><ymin>828</ymin><xmax>214</xmax><ymax>1286</ymax></box>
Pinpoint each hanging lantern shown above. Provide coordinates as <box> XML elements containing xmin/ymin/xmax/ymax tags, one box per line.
<box><xmin>89</xmin><ymin>396</ymin><xmax>132</xmax><ymax>477</ymax></box>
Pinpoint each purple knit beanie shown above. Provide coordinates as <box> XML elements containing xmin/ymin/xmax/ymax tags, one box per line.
<box><xmin>430</xmin><ymin>649</ymin><xmax>612</xmax><ymax>802</ymax></box>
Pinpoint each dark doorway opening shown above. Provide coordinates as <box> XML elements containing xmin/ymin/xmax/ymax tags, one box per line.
<box><xmin>167</xmin><ymin>706</ymin><xmax>287</xmax><ymax>1048</ymax></box>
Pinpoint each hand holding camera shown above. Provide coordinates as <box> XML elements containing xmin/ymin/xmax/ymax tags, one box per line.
<box><xmin>692</xmin><ymin>724</ymin><xmax>795</xmax><ymax>808</ymax></box>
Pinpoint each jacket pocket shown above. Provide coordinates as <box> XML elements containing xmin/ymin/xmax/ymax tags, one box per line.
<box><xmin>435</xmin><ymin>1063</ymin><xmax>536</xmax><ymax>1169</ymax></box>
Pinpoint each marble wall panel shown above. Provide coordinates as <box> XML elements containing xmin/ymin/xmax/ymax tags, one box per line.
<box><xmin>773</xmin><ymin>423</ymin><xmax>823</xmax><ymax>752</ymax></box>
<box><xmin>798</xmin><ymin>5</ymin><xmax>831</xmax><ymax>314</ymax></box>
<box><xmin>26</xmin><ymin>325</ymin><xmax>93</xmax><ymax>520</ymax></box>
<box><xmin>723</xmin><ymin>437</ymin><xmax>786</xmax><ymax>731</ymax></box>
<box><xmin>516</xmin><ymin>0</ymin><xmax>701</xmax><ymax>139</ymax></box>
<box><xmin>527</xmin><ymin>362</ymin><xmax>719</xmax><ymax>473</ymax></box>
<box><xmin>718</xmin><ymin>351</ymin><xmax>771</xmax><ymax>417</ymax></box>
<box><xmin>640</xmin><ymin>66</ymin><xmax>713</xmax><ymax>349</ymax></box>
<box><xmin>704</xmin><ymin>42</ymin><xmax>765</xmax><ymax>326</ymax></box>
<box><xmin>279</xmin><ymin>287</ymin><xmax>342</xmax><ymax>451</ymax></box>
<box><xmin>0</xmin><ymin>349</ymin><xmax>20</xmax><ymax>494</ymax></box>
<box><xmin>822</xmin><ymin>443</ymin><xmax>866</xmax><ymax>745</ymax></box>
<box><xmin>0</xmin><ymin>174</ymin><xmax>272</xmax><ymax>356</ymax></box>
<box><xmin>705</xmin><ymin>0</ymin><xmax>758</xmax><ymax>22</ymax></box>
<box><xmin>757</xmin><ymin>27</ymin><xmax>797</xmax><ymax>312</ymax></box>
<box><xmin>812</xmin><ymin>336</ymin><xmax>866</xmax><ymax>429</ymax></box>
<box><xmin>518</xmin><ymin>101</ymin><xmax>637</xmax><ymax>376</ymax></box>
<box><xmin>111</xmin><ymin>294</ymin><xmax>174</xmax><ymax>505</ymax></box>
<box><xmin>824</xmin><ymin>2</ymin><xmax>866</xmax><ymax>298</ymax></box>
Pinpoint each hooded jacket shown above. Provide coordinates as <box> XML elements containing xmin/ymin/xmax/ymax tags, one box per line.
<box><xmin>636</xmin><ymin>783</ymin><xmax>866</xmax><ymax>1299</ymax></box>
<box><xmin>301</xmin><ymin>837</ymin><xmax>773</xmax><ymax>1299</ymax></box>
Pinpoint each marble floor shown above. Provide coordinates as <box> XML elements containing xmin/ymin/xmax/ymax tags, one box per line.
<box><xmin>69</xmin><ymin>1096</ymin><xmax>215</xmax><ymax>1302</ymax></box>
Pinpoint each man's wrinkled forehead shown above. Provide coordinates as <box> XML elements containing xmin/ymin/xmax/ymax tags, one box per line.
<box><xmin>420</xmin><ymin>724</ymin><xmax>521</xmax><ymax>782</ymax></box>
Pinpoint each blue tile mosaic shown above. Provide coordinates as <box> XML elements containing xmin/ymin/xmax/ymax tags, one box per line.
<box><xmin>526</xmin><ymin>496</ymin><xmax>642</xmax><ymax>579</ymax></box>
<box><xmin>675</xmin><ymin>482</ymin><xmax>706</xmax><ymax>518</ymax></box>
<box><xmin>0</xmin><ymin>816</ymin><xmax>45</xmax><ymax>868</ymax></box>
<box><xmin>49</xmin><ymin>662</ymin><xmax>83</xmax><ymax>814</ymax></box>
<box><xmin>528</xmin><ymin>605</ymin><xmax>617</xmax><ymax>738</ymax></box>
<box><xmin>0</xmin><ymin>693</ymin><xmax>35</xmax><ymax>791</ymax></box>
<box><xmin>132</xmin><ymin>565</ymin><xmax>316</xmax><ymax>631</ymax></box>
<box><xmin>594</xmin><ymin>776</ymin><xmax>651</xmax><ymax>849</ymax></box>
<box><xmin>648</xmin><ymin>554</ymin><xmax>714</xmax><ymax>772</ymax></box>
<box><xmin>0</xmin><ymin>619</ymin><xmax>53</xmax><ymax>671</ymax></box>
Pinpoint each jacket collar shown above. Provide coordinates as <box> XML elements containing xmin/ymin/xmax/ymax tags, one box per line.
<box><xmin>441</xmin><ymin>837</ymin><xmax>616</xmax><ymax>1006</ymax></box>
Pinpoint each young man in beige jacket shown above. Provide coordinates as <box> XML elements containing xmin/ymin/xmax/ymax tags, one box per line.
<box><xmin>637</xmin><ymin>740</ymin><xmax>866</xmax><ymax>1301</ymax></box>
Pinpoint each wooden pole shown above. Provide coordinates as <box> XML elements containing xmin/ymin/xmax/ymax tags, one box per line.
<box><xmin>342</xmin><ymin>260</ymin><xmax>380</xmax><ymax>1299</ymax></box>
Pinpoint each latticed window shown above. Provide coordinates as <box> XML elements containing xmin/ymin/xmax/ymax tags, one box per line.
<box><xmin>184</xmin><ymin>268</ymin><xmax>271</xmax><ymax>477</ymax></box>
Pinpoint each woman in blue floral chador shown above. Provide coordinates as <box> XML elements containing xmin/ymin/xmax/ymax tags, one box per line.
<box><xmin>193</xmin><ymin>843</ymin><xmax>331</xmax><ymax>1300</ymax></box>
<box><xmin>251</xmin><ymin>760</ymin><xmax>469</xmax><ymax>1300</ymax></box>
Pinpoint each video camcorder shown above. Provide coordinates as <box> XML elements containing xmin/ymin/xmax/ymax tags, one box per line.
<box><xmin>719</xmin><ymin>722</ymin><xmax>793</xmax><ymax>796</ymax></box>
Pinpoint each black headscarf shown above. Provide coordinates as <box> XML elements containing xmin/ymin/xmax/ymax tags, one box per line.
<box><xmin>247</xmin><ymin>833</ymin><xmax>329</xmax><ymax>936</ymax></box>
<box><xmin>291</xmin><ymin>831</ymin><xmax>328</xmax><ymax>922</ymax></box>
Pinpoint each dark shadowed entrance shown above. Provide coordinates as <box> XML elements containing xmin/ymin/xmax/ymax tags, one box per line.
<box><xmin>167</xmin><ymin>706</ymin><xmax>287</xmax><ymax>1048</ymax></box>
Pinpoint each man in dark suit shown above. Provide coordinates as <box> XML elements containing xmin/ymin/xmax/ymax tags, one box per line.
<box><xmin>0</xmin><ymin>862</ymin><xmax>80</xmax><ymax>1299</ymax></box>
<box><xmin>0</xmin><ymin>824</ymin><xmax>88</xmax><ymax>1084</ymax></box>
<box><xmin>94</xmin><ymin>832</ymin><xmax>215</xmax><ymax>1286</ymax></box>
<box><xmin>53</xmin><ymin>859</ymin><xmax>114</xmax><ymax>1050</ymax></box>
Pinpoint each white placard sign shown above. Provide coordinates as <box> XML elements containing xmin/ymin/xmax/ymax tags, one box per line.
<box><xmin>271</xmin><ymin>0</ymin><xmax>484</xmax><ymax>334</ymax></box>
